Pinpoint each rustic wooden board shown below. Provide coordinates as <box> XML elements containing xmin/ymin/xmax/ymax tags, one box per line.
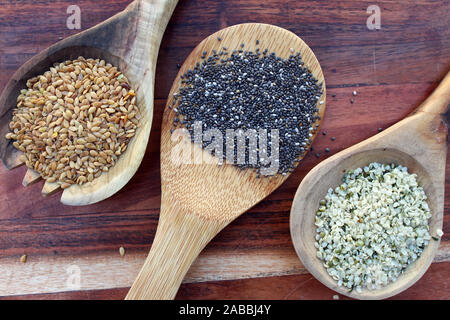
<box><xmin>0</xmin><ymin>0</ymin><xmax>449</xmax><ymax>299</ymax></box>
<box><xmin>2</xmin><ymin>261</ymin><xmax>449</xmax><ymax>300</ymax></box>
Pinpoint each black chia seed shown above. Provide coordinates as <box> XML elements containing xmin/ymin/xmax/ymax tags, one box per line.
<box><xmin>331</xmin><ymin>136</ymin><xmax>336</xmax><ymax>141</ymax></box>
<box><xmin>325</xmin><ymin>147</ymin><xmax>330</xmax><ymax>153</ymax></box>
<box><xmin>171</xmin><ymin>45</ymin><xmax>323</xmax><ymax>176</ymax></box>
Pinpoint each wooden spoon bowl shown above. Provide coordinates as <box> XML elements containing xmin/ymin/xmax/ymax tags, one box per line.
<box><xmin>0</xmin><ymin>0</ymin><xmax>178</xmax><ymax>205</ymax></box>
<box><xmin>126</xmin><ymin>23</ymin><xmax>326</xmax><ymax>299</ymax></box>
<box><xmin>290</xmin><ymin>71</ymin><xmax>450</xmax><ymax>299</ymax></box>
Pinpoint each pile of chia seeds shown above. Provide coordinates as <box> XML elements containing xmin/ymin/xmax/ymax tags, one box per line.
<box><xmin>171</xmin><ymin>43</ymin><xmax>323</xmax><ymax>176</ymax></box>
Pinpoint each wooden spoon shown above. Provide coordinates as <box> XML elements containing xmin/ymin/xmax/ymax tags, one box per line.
<box><xmin>290</xmin><ymin>71</ymin><xmax>450</xmax><ymax>300</ymax></box>
<box><xmin>125</xmin><ymin>23</ymin><xmax>326</xmax><ymax>299</ymax></box>
<box><xmin>0</xmin><ymin>0</ymin><xmax>178</xmax><ymax>205</ymax></box>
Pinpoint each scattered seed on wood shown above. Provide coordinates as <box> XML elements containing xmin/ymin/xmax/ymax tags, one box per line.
<box><xmin>315</xmin><ymin>153</ymin><xmax>321</xmax><ymax>158</ymax></box>
<box><xmin>352</xmin><ymin>90</ymin><xmax>357</xmax><ymax>96</ymax></box>
<box><xmin>332</xmin><ymin>93</ymin><xmax>336</xmax><ymax>98</ymax></box>
<box><xmin>20</xmin><ymin>254</ymin><xmax>27</xmax><ymax>263</ymax></box>
<box><xmin>322</xmin><ymin>131</ymin><xmax>327</xmax><ymax>136</ymax></box>
<box><xmin>331</xmin><ymin>136</ymin><xmax>336</xmax><ymax>141</ymax></box>
<box><xmin>119</xmin><ymin>246</ymin><xmax>125</xmax><ymax>257</ymax></box>
<box><xmin>350</xmin><ymin>98</ymin><xmax>354</xmax><ymax>104</ymax></box>
<box><xmin>325</xmin><ymin>147</ymin><xmax>330</xmax><ymax>153</ymax></box>
<box><xmin>378</xmin><ymin>127</ymin><xmax>383</xmax><ymax>132</ymax></box>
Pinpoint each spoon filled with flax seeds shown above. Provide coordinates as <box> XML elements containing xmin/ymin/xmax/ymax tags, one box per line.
<box><xmin>126</xmin><ymin>23</ymin><xmax>326</xmax><ymax>299</ymax></box>
<box><xmin>0</xmin><ymin>0</ymin><xmax>179</xmax><ymax>205</ymax></box>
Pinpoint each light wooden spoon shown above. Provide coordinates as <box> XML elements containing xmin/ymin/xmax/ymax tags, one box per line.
<box><xmin>290</xmin><ymin>71</ymin><xmax>450</xmax><ymax>300</ymax></box>
<box><xmin>126</xmin><ymin>23</ymin><xmax>326</xmax><ymax>299</ymax></box>
<box><xmin>0</xmin><ymin>0</ymin><xmax>178</xmax><ymax>205</ymax></box>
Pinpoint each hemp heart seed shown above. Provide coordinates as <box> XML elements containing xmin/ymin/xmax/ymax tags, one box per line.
<box><xmin>315</xmin><ymin>162</ymin><xmax>431</xmax><ymax>293</ymax></box>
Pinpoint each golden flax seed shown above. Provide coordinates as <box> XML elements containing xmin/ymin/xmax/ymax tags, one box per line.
<box><xmin>5</xmin><ymin>56</ymin><xmax>140</xmax><ymax>189</ymax></box>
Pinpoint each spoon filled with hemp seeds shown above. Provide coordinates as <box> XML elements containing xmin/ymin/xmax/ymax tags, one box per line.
<box><xmin>290</xmin><ymin>70</ymin><xmax>450</xmax><ymax>300</ymax></box>
<box><xmin>126</xmin><ymin>23</ymin><xmax>326</xmax><ymax>299</ymax></box>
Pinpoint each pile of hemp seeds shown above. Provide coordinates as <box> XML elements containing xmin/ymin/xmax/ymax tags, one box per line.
<box><xmin>171</xmin><ymin>41</ymin><xmax>323</xmax><ymax>177</ymax></box>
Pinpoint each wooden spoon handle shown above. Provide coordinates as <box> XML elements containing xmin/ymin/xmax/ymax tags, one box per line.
<box><xmin>416</xmin><ymin>71</ymin><xmax>450</xmax><ymax>116</ymax></box>
<box><xmin>125</xmin><ymin>210</ymin><xmax>226</xmax><ymax>300</ymax></box>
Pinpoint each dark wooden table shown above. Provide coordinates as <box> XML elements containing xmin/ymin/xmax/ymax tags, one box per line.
<box><xmin>0</xmin><ymin>0</ymin><xmax>449</xmax><ymax>300</ymax></box>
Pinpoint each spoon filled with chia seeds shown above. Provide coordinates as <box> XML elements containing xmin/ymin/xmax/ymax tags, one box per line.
<box><xmin>126</xmin><ymin>23</ymin><xmax>326</xmax><ymax>299</ymax></box>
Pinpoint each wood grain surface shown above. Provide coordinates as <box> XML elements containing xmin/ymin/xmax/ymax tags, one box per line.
<box><xmin>0</xmin><ymin>0</ymin><xmax>449</xmax><ymax>299</ymax></box>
